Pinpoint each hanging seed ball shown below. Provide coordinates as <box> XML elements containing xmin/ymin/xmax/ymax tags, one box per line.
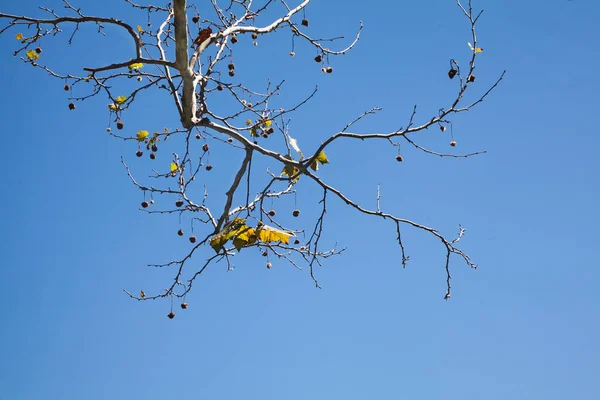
<box><xmin>217</xmin><ymin>84</ymin><xmax>223</xmax><ymax>91</ymax></box>
<box><xmin>35</xmin><ymin>47</ymin><xmax>42</xmax><ymax>54</ymax></box>
<box><xmin>150</xmin><ymin>199</ymin><xmax>155</xmax><ymax>204</ymax></box>
<box><xmin>450</xmin><ymin>141</ymin><xmax>457</xmax><ymax>147</ymax></box>
<box><xmin>300</xmin><ymin>246</ymin><xmax>306</xmax><ymax>251</ymax></box>
<box><xmin>193</xmin><ymin>134</ymin><xmax>200</xmax><ymax>140</ymax></box>
<box><xmin>136</xmin><ymin>150</ymin><xmax>143</xmax><ymax>157</ymax></box>
<box><xmin>231</xmin><ymin>35</ymin><xmax>238</xmax><ymax>44</ymax></box>
<box><xmin>294</xmin><ymin>239</ymin><xmax>300</xmax><ymax>245</ymax></box>
<box><xmin>180</xmin><ymin>302</ymin><xmax>188</xmax><ymax>309</ymax></box>
<box><xmin>266</xmin><ymin>262</ymin><xmax>272</xmax><ymax>269</ymax></box>
<box><xmin>467</xmin><ymin>75</ymin><xmax>476</xmax><ymax>82</ymax></box>
<box><xmin>252</xmin><ymin>32</ymin><xmax>258</xmax><ymax>40</ymax></box>
<box><xmin>68</xmin><ymin>102</ymin><xmax>76</xmax><ymax>110</ymax></box>
<box><xmin>314</xmin><ymin>54</ymin><xmax>322</xmax><ymax>63</ymax></box>
<box><xmin>228</xmin><ymin>70</ymin><xmax>235</xmax><ymax>77</ymax></box>
<box><xmin>396</xmin><ymin>155</ymin><xmax>403</xmax><ymax>162</ymax></box>
<box><xmin>261</xmin><ymin>133</ymin><xmax>268</xmax><ymax>139</ymax></box>
<box><xmin>227</xmin><ymin>137</ymin><xmax>233</xmax><ymax>143</ymax></box>
<box><xmin>326</xmin><ymin>66</ymin><xmax>333</xmax><ymax>74</ymax></box>
<box><xmin>206</xmin><ymin>165</ymin><xmax>213</xmax><ymax>171</ymax></box>
<box><xmin>448</xmin><ymin>68</ymin><xmax>457</xmax><ymax>79</ymax></box>
<box><xmin>176</xmin><ymin>199</ymin><xmax>184</xmax><ymax>207</ymax></box>
<box><xmin>141</xmin><ymin>201</ymin><xmax>149</xmax><ymax>208</ymax></box>
<box><xmin>268</xmin><ymin>209</ymin><xmax>276</xmax><ymax>217</ymax></box>
<box><xmin>167</xmin><ymin>312</ymin><xmax>175</xmax><ymax>319</ymax></box>
<box><xmin>151</xmin><ymin>144</ymin><xmax>158</xmax><ymax>152</ymax></box>
<box><xmin>290</xmin><ymin>51</ymin><xmax>295</xmax><ymax>57</ymax></box>
<box><xmin>189</xmin><ymin>236</ymin><xmax>197</xmax><ymax>243</ymax></box>
<box><xmin>192</xmin><ymin>15</ymin><xmax>199</xmax><ymax>24</ymax></box>
<box><xmin>150</xmin><ymin>153</ymin><xmax>156</xmax><ymax>160</ymax></box>
<box><xmin>228</xmin><ymin>62</ymin><xmax>235</xmax><ymax>70</ymax></box>
<box><xmin>292</xmin><ymin>209</ymin><xmax>300</xmax><ymax>217</ymax></box>
<box><xmin>440</xmin><ymin>125</ymin><xmax>447</xmax><ymax>132</ymax></box>
<box><xmin>137</xmin><ymin>76</ymin><xmax>142</xmax><ymax>82</ymax></box>
<box><xmin>262</xmin><ymin>251</ymin><xmax>268</xmax><ymax>257</ymax></box>
<box><xmin>202</xmin><ymin>143</ymin><xmax>210</xmax><ymax>152</ymax></box>
<box><xmin>178</xmin><ymin>229</ymin><xmax>184</xmax><ymax>236</ymax></box>
<box><xmin>301</xmin><ymin>19</ymin><xmax>309</xmax><ymax>27</ymax></box>
<box><xmin>117</xmin><ymin>121</ymin><xmax>124</xmax><ymax>130</ymax></box>
<box><xmin>247</xmin><ymin>103</ymin><xmax>252</xmax><ymax>108</ymax></box>
<box><xmin>321</xmin><ymin>67</ymin><xmax>327</xmax><ymax>73</ymax></box>
<box><xmin>64</xmin><ymin>84</ymin><xmax>70</xmax><ymax>91</ymax></box>
<box><xmin>266</xmin><ymin>127</ymin><xmax>274</xmax><ymax>135</ymax></box>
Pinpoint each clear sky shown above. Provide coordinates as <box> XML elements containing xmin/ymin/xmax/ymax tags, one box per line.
<box><xmin>1</xmin><ymin>0</ymin><xmax>599</xmax><ymax>399</ymax></box>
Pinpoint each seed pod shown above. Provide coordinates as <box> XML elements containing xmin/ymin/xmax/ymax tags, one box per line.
<box><xmin>448</xmin><ymin>68</ymin><xmax>457</xmax><ymax>79</ymax></box>
<box><xmin>301</xmin><ymin>19</ymin><xmax>309</xmax><ymax>27</ymax></box>
<box><xmin>314</xmin><ymin>54</ymin><xmax>322</xmax><ymax>63</ymax></box>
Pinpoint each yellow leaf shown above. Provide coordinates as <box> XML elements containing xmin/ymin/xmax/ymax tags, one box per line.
<box><xmin>282</xmin><ymin>164</ymin><xmax>300</xmax><ymax>182</ymax></box>
<box><xmin>136</xmin><ymin>130</ymin><xmax>149</xmax><ymax>142</ymax></box>
<box><xmin>140</xmin><ymin>291</ymin><xmax>146</xmax><ymax>298</ymax></box>
<box><xmin>170</xmin><ymin>162</ymin><xmax>178</xmax><ymax>172</ymax></box>
<box><xmin>25</xmin><ymin>49</ymin><xmax>39</xmax><ymax>61</ymax></box>
<box><xmin>262</xmin><ymin>119</ymin><xmax>272</xmax><ymax>128</ymax></box>
<box><xmin>115</xmin><ymin>95</ymin><xmax>127</xmax><ymax>105</ymax></box>
<box><xmin>210</xmin><ymin>218</ymin><xmax>254</xmax><ymax>252</ymax></box>
<box><xmin>108</xmin><ymin>104</ymin><xmax>118</xmax><ymax>111</ymax></box>
<box><xmin>250</xmin><ymin>126</ymin><xmax>259</xmax><ymax>137</ymax></box>
<box><xmin>15</xmin><ymin>33</ymin><xmax>23</xmax><ymax>41</ymax></box>
<box><xmin>310</xmin><ymin>151</ymin><xmax>329</xmax><ymax>171</ymax></box>
<box><xmin>137</xmin><ymin>25</ymin><xmax>143</xmax><ymax>32</ymax></box>
<box><xmin>256</xmin><ymin>224</ymin><xmax>292</xmax><ymax>245</ymax></box>
<box><xmin>232</xmin><ymin>226</ymin><xmax>257</xmax><ymax>251</ymax></box>
<box><xmin>246</xmin><ymin>119</ymin><xmax>252</xmax><ymax>126</ymax></box>
<box><xmin>128</xmin><ymin>62</ymin><xmax>143</xmax><ymax>70</ymax></box>
<box><xmin>467</xmin><ymin>42</ymin><xmax>483</xmax><ymax>53</ymax></box>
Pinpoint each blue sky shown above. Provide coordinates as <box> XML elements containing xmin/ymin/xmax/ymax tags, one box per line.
<box><xmin>1</xmin><ymin>0</ymin><xmax>599</xmax><ymax>399</ymax></box>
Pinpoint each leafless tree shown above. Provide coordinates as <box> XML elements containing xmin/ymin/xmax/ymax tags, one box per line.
<box><xmin>0</xmin><ymin>0</ymin><xmax>504</xmax><ymax>313</ymax></box>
